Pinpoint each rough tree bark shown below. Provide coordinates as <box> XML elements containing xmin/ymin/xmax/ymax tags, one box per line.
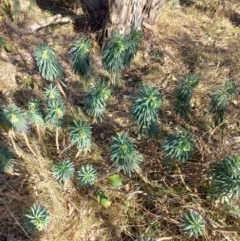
<box><xmin>80</xmin><ymin>0</ymin><xmax>165</xmax><ymax>34</ymax></box>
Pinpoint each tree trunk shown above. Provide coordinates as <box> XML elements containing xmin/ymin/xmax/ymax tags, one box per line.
<box><xmin>80</xmin><ymin>0</ymin><xmax>165</xmax><ymax>34</ymax></box>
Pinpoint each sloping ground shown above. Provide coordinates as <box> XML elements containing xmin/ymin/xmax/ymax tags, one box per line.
<box><xmin>0</xmin><ymin>1</ymin><xmax>240</xmax><ymax>241</ymax></box>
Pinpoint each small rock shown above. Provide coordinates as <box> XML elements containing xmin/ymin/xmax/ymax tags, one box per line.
<box><xmin>100</xmin><ymin>133</ymin><xmax>105</xmax><ymax>140</ymax></box>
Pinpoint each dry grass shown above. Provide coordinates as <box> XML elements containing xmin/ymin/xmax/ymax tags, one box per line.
<box><xmin>0</xmin><ymin>0</ymin><xmax>240</xmax><ymax>240</ymax></box>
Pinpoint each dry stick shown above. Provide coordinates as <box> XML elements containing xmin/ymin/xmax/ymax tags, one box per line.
<box><xmin>59</xmin><ymin>143</ymin><xmax>72</xmax><ymax>155</ymax></box>
<box><xmin>8</xmin><ymin>132</ymin><xmax>19</xmax><ymax>155</ymax></box>
<box><xmin>21</xmin><ymin>133</ymin><xmax>38</xmax><ymax>159</ymax></box>
<box><xmin>176</xmin><ymin>164</ymin><xmax>192</xmax><ymax>193</ymax></box>
<box><xmin>75</xmin><ymin>150</ymin><xmax>81</xmax><ymax>158</ymax></box>
<box><xmin>56</xmin><ymin>80</ymin><xmax>67</xmax><ymax>99</ymax></box>
<box><xmin>36</xmin><ymin>124</ymin><xmax>42</xmax><ymax>141</ymax></box>
<box><xmin>1</xmin><ymin>198</ymin><xmax>31</xmax><ymax>239</ymax></box>
<box><xmin>56</xmin><ymin>128</ymin><xmax>60</xmax><ymax>151</ymax></box>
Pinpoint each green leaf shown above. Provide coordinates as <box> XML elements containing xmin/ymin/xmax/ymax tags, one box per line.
<box><xmin>96</xmin><ymin>191</ymin><xmax>111</xmax><ymax>208</ymax></box>
<box><xmin>100</xmin><ymin>198</ymin><xmax>111</xmax><ymax>208</ymax></box>
<box><xmin>5</xmin><ymin>42</ymin><xmax>14</xmax><ymax>52</ymax></box>
<box><xmin>108</xmin><ymin>174</ymin><xmax>122</xmax><ymax>187</ymax></box>
<box><xmin>24</xmin><ymin>77</ymin><xmax>34</xmax><ymax>89</ymax></box>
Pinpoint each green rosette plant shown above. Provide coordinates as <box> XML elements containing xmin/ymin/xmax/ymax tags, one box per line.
<box><xmin>0</xmin><ymin>147</ymin><xmax>14</xmax><ymax>173</ymax></box>
<box><xmin>27</xmin><ymin>98</ymin><xmax>44</xmax><ymax>140</ymax></box>
<box><xmin>77</xmin><ymin>164</ymin><xmax>97</xmax><ymax>186</ymax></box>
<box><xmin>84</xmin><ymin>80</ymin><xmax>111</xmax><ymax>121</ymax></box>
<box><xmin>34</xmin><ymin>43</ymin><xmax>67</xmax><ymax>98</ymax></box>
<box><xmin>69</xmin><ymin>119</ymin><xmax>92</xmax><ymax>156</ymax></box>
<box><xmin>44</xmin><ymin>84</ymin><xmax>62</xmax><ymax>101</ymax></box>
<box><xmin>45</xmin><ymin>100</ymin><xmax>66</xmax><ymax>150</ymax></box>
<box><xmin>209</xmin><ymin>156</ymin><xmax>240</xmax><ymax>202</ymax></box>
<box><xmin>3</xmin><ymin>104</ymin><xmax>28</xmax><ymax>134</ymax></box>
<box><xmin>209</xmin><ymin>81</ymin><xmax>237</xmax><ymax>126</ymax></box>
<box><xmin>27</xmin><ymin>99</ymin><xmax>44</xmax><ymax>126</ymax></box>
<box><xmin>34</xmin><ymin>43</ymin><xmax>63</xmax><ymax>82</ymax></box>
<box><xmin>45</xmin><ymin>100</ymin><xmax>66</xmax><ymax>127</ymax></box>
<box><xmin>25</xmin><ymin>203</ymin><xmax>50</xmax><ymax>232</ymax></box>
<box><xmin>162</xmin><ymin>132</ymin><xmax>195</xmax><ymax>163</ymax></box>
<box><xmin>2</xmin><ymin>105</ymin><xmax>38</xmax><ymax>157</ymax></box>
<box><xmin>123</xmin><ymin>29</ymin><xmax>142</xmax><ymax>69</ymax></box>
<box><xmin>69</xmin><ymin>38</ymin><xmax>91</xmax><ymax>77</ymax></box>
<box><xmin>102</xmin><ymin>32</ymin><xmax>128</xmax><ymax>84</ymax></box>
<box><xmin>174</xmin><ymin>74</ymin><xmax>199</xmax><ymax>117</ymax></box>
<box><xmin>52</xmin><ymin>159</ymin><xmax>75</xmax><ymax>183</ymax></box>
<box><xmin>180</xmin><ymin>210</ymin><xmax>205</xmax><ymax>238</ymax></box>
<box><xmin>109</xmin><ymin>132</ymin><xmax>143</xmax><ymax>176</ymax></box>
<box><xmin>131</xmin><ymin>85</ymin><xmax>162</xmax><ymax>136</ymax></box>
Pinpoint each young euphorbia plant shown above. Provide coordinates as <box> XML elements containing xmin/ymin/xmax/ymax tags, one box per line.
<box><xmin>77</xmin><ymin>164</ymin><xmax>97</xmax><ymax>186</ymax></box>
<box><xmin>102</xmin><ymin>32</ymin><xmax>128</xmax><ymax>85</ymax></box>
<box><xmin>162</xmin><ymin>132</ymin><xmax>195</xmax><ymax>163</ymax></box>
<box><xmin>2</xmin><ymin>104</ymin><xmax>38</xmax><ymax>158</ymax></box>
<box><xmin>69</xmin><ymin>38</ymin><xmax>91</xmax><ymax>79</ymax></box>
<box><xmin>45</xmin><ymin>100</ymin><xmax>66</xmax><ymax>150</ymax></box>
<box><xmin>123</xmin><ymin>29</ymin><xmax>142</xmax><ymax>69</ymax></box>
<box><xmin>84</xmin><ymin>80</ymin><xmax>111</xmax><ymax>122</ymax></box>
<box><xmin>69</xmin><ymin>119</ymin><xmax>92</xmax><ymax>157</ymax></box>
<box><xmin>52</xmin><ymin>159</ymin><xmax>75</xmax><ymax>183</ymax></box>
<box><xmin>109</xmin><ymin>132</ymin><xmax>143</xmax><ymax>176</ymax></box>
<box><xmin>0</xmin><ymin>147</ymin><xmax>14</xmax><ymax>173</ymax></box>
<box><xmin>209</xmin><ymin>156</ymin><xmax>240</xmax><ymax>203</ymax></box>
<box><xmin>44</xmin><ymin>83</ymin><xmax>62</xmax><ymax>102</ymax></box>
<box><xmin>27</xmin><ymin>98</ymin><xmax>44</xmax><ymax>140</ymax></box>
<box><xmin>209</xmin><ymin>81</ymin><xmax>236</xmax><ymax>126</ymax></box>
<box><xmin>34</xmin><ymin>43</ymin><xmax>67</xmax><ymax>99</ymax></box>
<box><xmin>180</xmin><ymin>210</ymin><xmax>205</xmax><ymax>238</ymax></box>
<box><xmin>174</xmin><ymin>74</ymin><xmax>199</xmax><ymax>117</ymax></box>
<box><xmin>25</xmin><ymin>203</ymin><xmax>50</xmax><ymax>232</ymax></box>
<box><xmin>131</xmin><ymin>85</ymin><xmax>163</xmax><ymax>136</ymax></box>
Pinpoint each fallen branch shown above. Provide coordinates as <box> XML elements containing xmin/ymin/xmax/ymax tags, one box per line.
<box><xmin>21</xmin><ymin>14</ymin><xmax>74</xmax><ymax>34</ymax></box>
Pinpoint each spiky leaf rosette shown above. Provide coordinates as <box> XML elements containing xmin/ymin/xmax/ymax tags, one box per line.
<box><xmin>52</xmin><ymin>159</ymin><xmax>75</xmax><ymax>182</ymax></box>
<box><xmin>137</xmin><ymin>234</ymin><xmax>156</xmax><ymax>241</ymax></box>
<box><xmin>174</xmin><ymin>74</ymin><xmax>199</xmax><ymax>117</ymax></box>
<box><xmin>131</xmin><ymin>85</ymin><xmax>162</xmax><ymax>135</ymax></box>
<box><xmin>77</xmin><ymin>164</ymin><xmax>97</xmax><ymax>186</ymax></box>
<box><xmin>181</xmin><ymin>210</ymin><xmax>205</xmax><ymax>238</ymax></box>
<box><xmin>0</xmin><ymin>148</ymin><xmax>14</xmax><ymax>172</ymax></box>
<box><xmin>69</xmin><ymin>120</ymin><xmax>92</xmax><ymax>154</ymax></box>
<box><xmin>25</xmin><ymin>203</ymin><xmax>50</xmax><ymax>232</ymax></box>
<box><xmin>34</xmin><ymin>43</ymin><xmax>63</xmax><ymax>81</ymax></box>
<box><xmin>109</xmin><ymin>132</ymin><xmax>143</xmax><ymax>176</ymax></box>
<box><xmin>44</xmin><ymin>84</ymin><xmax>62</xmax><ymax>101</ymax></box>
<box><xmin>102</xmin><ymin>33</ymin><xmax>127</xmax><ymax>84</ymax></box>
<box><xmin>84</xmin><ymin>81</ymin><xmax>111</xmax><ymax>120</ymax></box>
<box><xmin>45</xmin><ymin>100</ymin><xmax>66</xmax><ymax>128</ymax></box>
<box><xmin>69</xmin><ymin>38</ymin><xmax>91</xmax><ymax>77</ymax></box>
<box><xmin>3</xmin><ymin>105</ymin><xmax>28</xmax><ymax>134</ymax></box>
<box><xmin>209</xmin><ymin>81</ymin><xmax>236</xmax><ymax>126</ymax></box>
<box><xmin>124</xmin><ymin>29</ymin><xmax>142</xmax><ymax>69</ymax></box>
<box><xmin>162</xmin><ymin>132</ymin><xmax>195</xmax><ymax>163</ymax></box>
<box><xmin>209</xmin><ymin>156</ymin><xmax>240</xmax><ymax>202</ymax></box>
<box><xmin>27</xmin><ymin>99</ymin><xmax>44</xmax><ymax>126</ymax></box>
